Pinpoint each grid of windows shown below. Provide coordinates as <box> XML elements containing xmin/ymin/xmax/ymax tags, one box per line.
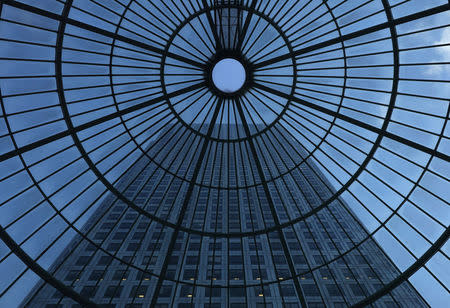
<box><xmin>24</xmin><ymin>125</ymin><xmax>428</xmax><ymax>307</ymax></box>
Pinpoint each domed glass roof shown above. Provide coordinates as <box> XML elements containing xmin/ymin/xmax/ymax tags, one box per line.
<box><xmin>0</xmin><ymin>0</ymin><xmax>449</xmax><ymax>307</ymax></box>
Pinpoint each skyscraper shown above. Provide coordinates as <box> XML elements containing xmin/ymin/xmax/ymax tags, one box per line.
<box><xmin>24</xmin><ymin>125</ymin><xmax>427</xmax><ymax>307</ymax></box>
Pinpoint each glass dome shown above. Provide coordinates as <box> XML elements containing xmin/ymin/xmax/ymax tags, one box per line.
<box><xmin>0</xmin><ymin>0</ymin><xmax>449</xmax><ymax>307</ymax></box>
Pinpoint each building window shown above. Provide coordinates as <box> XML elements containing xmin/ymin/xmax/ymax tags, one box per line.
<box><xmin>158</xmin><ymin>286</ymin><xmax>173</xmax><ymax>297</ymax></box>
<box><xmin>281</xmin><ymin>285</ymin><xmax>297</xmax><ymax>297</ymax></box>
<box><xmin>302</xmin><ymin>284</ymin><xmax>320</xmax><ymax>297</ymax></box>
<box><xmin>205</xmin><ymin>288</ymin><xmax>221</xmax><ymax>297</ymax></box>
<box><xmin>107</xmin><ymin>242</ymin><xmax>121</xmax><ymax>252</ymax></box>
<box><xmin>229</xmin><ymin>255</ymin><xmax>243</xmax><ymax>265</ymax></box>
<box><xmin>147</xmin><ymin>242</ymin><xmax>162</xmax><ymax>251</ymax></box>
<box><xmin>80</xmin><ymin>286</ymin><xmax>98</xmax><ymax>298</ymax></box>
<box><xmin>229</xmin><ymin>242</ymin><xmax>241</xmax><ymax>251</ymax></box>
<box><xmin>179</xmin><ymin>285</ymin><xmax>193</xmax><ymax>297</ymax></box>
<box><xmin>129</xmin><ymin>285</ymin><xmax>148</xmax><ymax>298</ymax></box>
<box><xmin>183</xmin><ymin>269</ymin><xmax>197</xmax><ymax>280</ymax></box>
<box><xmin>293</xmin><ymin>255</ymin><xmax>306</xmax><ymax>265</ymax></box>
<box><xmin>75</xmin><ymin>256</ymin><xmax>90</xmax><ymax>266</ymax></box>
<box><xmin>273</xmin><ymin>255</ymin><xmax>287</xmax><ymax>265</ymax></box>
<box><xmin>103</xmin><ymin>286</ymin><xmax>123</xmax><ymax>298</ymax></box>
<box><xmin>230</xmin><ymin>288</ymin><xmax>245</xmax><ymax>297</ymax></box>
<box><xmin>186</xmin><ymin>256</ymin><xmax>199</xmax><ymax>265</ymax></box>
<box><xmin>85</xmin><ymin>243</ymin><xmax>96</xmax><ymax>252</ymax></box>
<box><xmin>350</xmin><ymin>284</ymin><xmax>367</xmax><ymax>297</ymax></box>
<box><xmin>326</xmin><ymin>284</ymin><xmax>340</xmax><ymax>296</ymax></box>
<box><xmin>142</xmin><ymin>256</ymin><xmax>157</xmax><ymax>266</ymax></box>
<box><xmin>113</xmin><ymin>232</ymin><xmax>127</xmax><ymax>240</ymax></box>
<box><xmin>132</xmin><ymin>232</ymin><xmax>145</xmax><ymax>240</ymax></box>
<box><xmin>112</xmin><ymin>270</ymin><xmax>129</xmax><ymax>281</ymax></box>
<box><xmin>97</xmin><ymin>255</ymin><xmax>112</xmax><ymax>266</ymax></box>
<box><xmin>229</xmin><ymin>269</ymin><xmax>243</xmax><ymax>280</ymax></box>
<box><xmin>119</xmin><ymin>222</ymin><xmax>133</xmax><ymax>229</ymax></box>
<box><xmin>127</xmin><ymin>242</ymin><xmax>141</xmax><ymax>251</ymax></box>
<box><xmin>94</xmin><ymin>232</ymin><xmax>108</xmax><ymax>240</ymax></box>
<box><xmin>65</xmin><ymin>270</ymin><xmax>80</xmax><ymax>281</ymax></box>
<box><xmin>135</xmin><ymin>271</ymin><xmax>152</xmax><ymax>281</ymax></box>
<box><xmin>88</xmin><ymin>270</ymin><xmax>104</xmax><ymax>281</ymax></box>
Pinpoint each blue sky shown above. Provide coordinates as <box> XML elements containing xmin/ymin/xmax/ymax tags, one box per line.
<box><xmin>0</xmin><ymin>0</ymin><xmax>449</xmax><ymax>307</ymax></box>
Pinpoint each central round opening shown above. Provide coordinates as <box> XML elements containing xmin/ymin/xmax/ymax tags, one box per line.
<box><xmin>212</xmin><ymin>58</ymin><xmax>246</xmax><ymax>93</ymax></box>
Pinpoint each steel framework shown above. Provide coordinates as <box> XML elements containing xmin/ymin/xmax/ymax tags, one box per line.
<box><xmin>0</xmin><ymin>0</ymin><xmax>449</xmax><ymax>307</ymax></box>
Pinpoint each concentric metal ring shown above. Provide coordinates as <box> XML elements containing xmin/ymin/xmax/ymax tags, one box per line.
<box><xmin>0</xmin><ymin>1</ymin><xmax>448</xmax><ymax>307</ymax></box>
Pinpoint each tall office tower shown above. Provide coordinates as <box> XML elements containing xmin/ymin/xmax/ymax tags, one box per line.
<box><xmin>24</xmin><ymin>125</ymin><xmax>426</xmax><ymax>307</ymax></box>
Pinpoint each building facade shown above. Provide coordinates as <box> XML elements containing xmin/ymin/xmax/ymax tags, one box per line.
<box><xmin>23</xmin><ymin>124</ymin><xmax>427</xmax><ymax>307</ymax></box>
